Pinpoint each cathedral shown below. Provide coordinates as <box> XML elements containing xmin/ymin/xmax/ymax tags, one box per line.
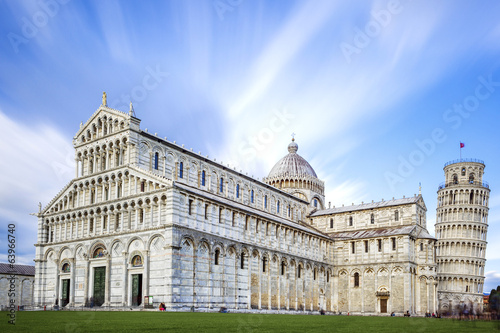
<box><xmin>33</xmin><ymin>94</ymin><xmax>489</xmax><ymax>315</ymax></box>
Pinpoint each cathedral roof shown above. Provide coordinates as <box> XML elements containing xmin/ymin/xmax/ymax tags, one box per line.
<box><xmin>0</xmin><ymin>263</ymin><xmax>35</xmax><ymax>276</ymax></box>
<box><xmin>327</xmin><ymin>225</ymin><xmax>436</xmax><ymax>240</ymax></box>
<box><xmin>267</xmin><ymin>139</ymin><xmax>318</xmax><ymax>179</ymax></box>
<box><xmin>311</xmin><ymin>196</ymin><xmax>423</xmax><ymax>217</ymax></box>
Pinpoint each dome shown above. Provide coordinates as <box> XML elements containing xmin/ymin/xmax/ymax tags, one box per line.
<box><xmin>268</xmin><ymin>139</ymin><xmax>318</xmax><ymax>179</ymax></box>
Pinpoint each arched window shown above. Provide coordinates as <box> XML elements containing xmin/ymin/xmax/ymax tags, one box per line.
<box><xmin>281</xmin><ymin>262</ymin><xmax>286</xmax><ymax>275</ymax></box>
<box><xmin>179</xmin><ymin>162</ymin><xmax>183</xmax><ymax>178</ymax></box>
<box><xmin>354</xmin><ymin>272</ymin><xmax>360</xmax><ymax>287</ymax></box>
<box><xmin>132</xmin><ymin>255</ymin><xmax>143</xmax><ymax>267</ymax></box>
<box><xmin>277</xmin><ymin>200</ymin><xmax>280</xmax><ymax>213</ymax></box>
<box><xmin>469</xmin><ymin>173</ymin><xmax>475</xmax><ymax>184</ymax></box>
<box><xmin>313</xmin><ymin>268</ymin><xmax>317</xmax><ymax>280</ymax></box>
<box><xmin>349</xmin><ymin>216</ymin><xmax>353</xmax><ymax>226</ymax></box>
<box><xmin>154</xmin><ymin>152</ymin><xmax>159</xmax><ymax>170</ymax></box>
<box><xmin>288</xmin><ymin>205</ymin><xmax>291</xmax><ymax>217</ymax></box>
<box><xmin>264</xmin><ymin>195</ymin><xmax>268</xmax><ymax>209</ymax></box>
<box><xmin>201</xmin><ymin>170</ymin><xmax>206</xmax><ymax>186</ymax></box>
<box><xmin>214</xmin><ymin>249</ymin><xmax>220</xmax><ymax>266</ymax></box>
<box><xmin>453</xmin><ymin>174</ymin><xmax>458</xmax><ymax>184</ymax></box>
<box><xmin>220</xmin><ymin>178</ymin><xmax>224</xmax><ymax>193</ymax></box>
<box><xmin>314</xmin><ymin>199</ymin><xmax>318</xmax><ymax>208</ymax></box>
<box><xmin>262</xmin><ymin>257</ymin><xmax>267</xmax><ymax>272</ymax></box>
<box><xmin>461</xmin><ymin>168</ymin><xmax>466</xmax><ymax>176</ymax></box>
<box><xmin>236</xmin><ymin>184</ymin><xmax>240</xmax><ymax>198</ymax></box>
<box><xmin>371</xmin><ymin>213</ymin><xmax>375</xmax><ymax>224</ymax></box>
<box><xmin>62</xmin><ymin>263</ymin><xmax>70</xmax><ymax>273</ymax></box>
<box><xmin>330</xmin><ymin>218</ymin><xmax>333</xmax><ymax>228</ymax></box>
<box><xmin>251</xmin><ymin>190</ymin><xmax>254</xmax><ymax>203</ymax></box>
<box><xmin>298</xmin><ymin>265</ymin><xmax>302</xmax><ymax>278</ymax></box>
<box><xmin>395</xmin><ymin>210</ymin><xmax>399</xmax><ymax>221</ymax></box>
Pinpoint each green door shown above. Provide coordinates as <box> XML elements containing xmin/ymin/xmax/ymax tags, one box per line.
<box><xmin>61</xmin><ymin>279</ymin><xmax>70</xmax><ymax>306</ymax></box>
<box><xmin>132</xmin><ymin>274</ymin><xmax>142</xmax><ymax>306</ymax></box>
<box><xmin>93</xmin><ymin>267</ymin><xmax>106</xmax><ymax>306</ymax></box>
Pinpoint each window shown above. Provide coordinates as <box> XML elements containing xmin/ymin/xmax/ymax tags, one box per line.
<box><xmin>371</xmin><ymin>213</ymin><xmax>375</xmax><ymax>224</ymax></box>
<box><xmin>91</xmin><ymin>189</ymin><xmax>95</xmax><ymax>204</ymax></box>
<box><xmin>453</xmin><ymin>174</ymin><xmax>458</xmax><ymax>184</ymax></box>
<box><xmin>240</xmin><ymin>253</ymin><xmax>245</xmax><ymax>269</ymax></box>
<box><xmin>351</xmin><ymin>241</ymin><xmax>355</xmax><ymax>254</ymax></box>
<box><xmin>298</xmin><ymin>265</ymin><xmax>302</xmax><ymax>278</ymax></box>
<box><xmin>245</xmin><ymin>216</ymin><xmax>249</xmax><ymax>230</ymax></box>
<box><xmin>115</xmin><ymin>213</ymin><xmax>120</xmax><ymax>230</ymax></box>
<box><xmin>420</xmin><ymin>243</ymin><xmax>423</xmax><ymax>251</ymax></box>
<box><xmin>314</xmin><ymin>199</ymin><xmax>318</xmax><ymax>208</ymax></box>
<box><xmin>179</xmin><ymin>162</ymin><xmax>183</xmax><ymax>178</ymax></box>
<box><xmin>140</xmin><ymin>182</ymin><xmax>145</xmax><ymax>192</ymax></box>
<box><xmin>330</xmin><ymin>218</ymin><xmax>333</xmax><ymax>228</ymax></box>
<box><xmin>392</xmin><ymin>237</ymin><xmax>396</xmax><ymax>250</ymax></box>
<box><xmin>236</xmin><ymin>184</ymin><xmax>240</xmax><ymax>198</ymax></box>
<box><xmin>277</xmin><ymin>200</ymin><xmax>280</xmax><ymax>213</ymax></box>
<box><xmin>117</xmin><ymin>184</ymin><xmax>122</xmax><ymax>198</ymax></box>
<box><xmin>220</xmin><ymin>178</ymin><xmax>224</xmax><ymax>193</ymax></box>
<box><xmin>395</xmin><ymin>210</ymin><xmax>399</xmax><ymax>221</ymax></box>
<box><xmin>262</xmin><ymin>257</ymin><xmax>267</xmax><ymax>272</ymax></box>
<box><xmin>232</xmin><ymin>212</ymin><xmax>236</xmax><ymax>226</ymax></box>
<box><xmin>264</xmin><ymin>195</ymin><xmax>268</xmax><ymax>209</ymax></box>
<box><xmin>281</xmin><ymin>262</ymin><xmax>285</xmax><ymax>276</ymax></box>
<box><xmin>204</xmin><ymin>204</ymin><xmax>208</xmax><ymax>220</ymax></box>
<box><xmin>288</xmin><ymin>205</ymin><xmax>291</xmax><ymax>217</ymax></box>
<box><xmin>154</xmin><ymin>152</ymin><xmax>159</xmax><ymax>170</ymax></box>
<box><xmin>251</xmin><ymin>190</ymin><xmax>254</xmax><ymax>203</ymax></box>
<box><xmin>219</xmin><ymin>207</ymin><xmax>223</xmax><ymax>223</ymax></box>
<box><xmin>469</xmin><ymin>173</ymin><xmax>475</xmax><ymax>184</ymax></box>
<box><xmin>364</xmin><ymin>240</ymin><xmax>368</xmax><ymax>253</ymax></box>
<box><xmin>378</xmin><ymin>239</ymin><xmax>382</xmax><ymax>252</ymax></box>
<box><xmin>461</xmin><ymin>168</ymin><xmax>466</xmax><ymax>176</ymax></box>
<box><xmin>102</xmin><ymin>215</ymin><xmax>107</xmax><ymax>230</ymax></box>
<box><xmin>327</xmin><ymin>272</ymin><xmax>330</xmax><ymax>283</ymax></box>
<box><xmin>349</xmin><ymin>216</ymin><xmax>353</xmax><ymax>226</ymax></box>
<box><xmin>105</xmin><ymin>187</ymin><xmax>109</xmax><ymax>200</ymax></box>
<box><xmin>313</xmin><ymin>269</ymin><xmax>317</xmax><ymax>280</ymax></box>
<box><xmin>188</xmin><ymin>199</ymin><xmax>193</xmax><ymax>215</ymax></box>
<box><xmin>354</xmin><ymin>272</ymin><xmax>360</xmax><ymax>287</ymax></box>
<box><xmin>201</xmin><ymin>170</ymin><xmax>206</xmax><ymax>186</ymax></box>
<box><xmin>214</xmin><ymin>249</ymin><xmax>220</xmax><ymax>265</ymax></box>
<box><xmin>90</xmin><ymin>218</ymin><xmax>94</xmax><ymax>233</ymax></box>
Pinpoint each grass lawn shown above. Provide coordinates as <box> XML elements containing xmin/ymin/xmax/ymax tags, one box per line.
<box><xmin>1</xmin><ymin>311</ymin><xmax>498</xmax><ymax>333</ymax></box>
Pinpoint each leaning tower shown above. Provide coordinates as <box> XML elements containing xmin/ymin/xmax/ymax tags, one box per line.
<box><xmin>435</xmin><ymin>159</ymin><xmax>490</xmax><ymax>315</ymax></box>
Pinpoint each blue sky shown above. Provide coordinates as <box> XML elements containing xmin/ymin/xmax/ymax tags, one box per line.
<box><xmin>0</xmin><ymin>0</ymin><xmax>499</xmax><ymax>292</ymax></box>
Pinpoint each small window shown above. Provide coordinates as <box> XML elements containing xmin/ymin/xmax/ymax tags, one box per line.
<box><xmin>90</xmin><ymin>218</ymin><xmax>94</xmax><ymax>233</ymax></box>
<box><xmin>298</xmin><ymin>265</ymin><xmax>302</xmax><ymax>278</ymax></box>
<box><xmin>236</xmin><ymin>184</ymin><xmax>240</xmax><ymax>198</ymax></box>
<box><xmin>313</xmin><ymin>268</ymin><xmax>317</xmax><ymax>281</ymax></box>
<box><xmin>140</xmin><ymin>182</ymin><xmax>145</xmax><ymax>192</ymax></box>
<box><xmin>327</xmin><ymin>272</ymin><xmax>330</xmax><ymax>283</ymax></box>
<box><xmin>188</xmin><ymin>199</ymin><xmax>193</xmax><ymax>215</ymax></box>
<box><xmin>330</xmin><ymin>218</ymin><xmax>333</xmax><ymax>228</ymax></box>
<box><xmin>420</xmin><ymin>243</ymin><xmax>423</xmax><ymax>251</ymax></box>
<box><xmin>220</xmin><ymin>178</ymin><xmax>224</xmax><ymax>193</ymax></box>
<box><xmin>245</xmin><ymin>216</ymin><xmax>249</xmax><ymax>230</ymax></box>
<box><xmin>395</xmin><ymin>210</ymin><xmax>399</xmax><ymax>221</ymax></box>
<box><xmin>354</xmin><ymin>272</ymin><xmax>360</xmax><ymax>287</ymax></box>
<box><xmin>139</xmin><ymin>208</ymin><xmax>144</xmax><ymax>223</ymax></box>
<box><xmin>453</xmin><ymin>174</ymin><xmax>458</xmax><ymax>184</ymax></box>
<box><xmin>154</xmin><ymin>152</ymin><xmax>159</xmax><ymax>170</ymax></box>
<box><xmin>115</xmin><ymin>213</ymin><xmax>120</xmax><ymax>230</ymax></box>
<box><xmin>219</xmin><ymin>207</ymin><xmax>223</xmax><ymax>223</ymax></box>
<box><xmin>262</xmin><ymin>257</ymin><xmax>267</xmax><ymax>272</ymax></box>
<box><xmin>240</xmin><ymin>253</ymin><xmax>245</xmax><ymax>269</ymax></box>
<box><xmin>214</xmin><ymin>249</ymin><xmax>220</xmax><ymax>266</ymax></box>
<box><xmin>364</xmin><ymin>240</ymin><xmax>368</xmax><ymax>253</ymax></box>
<box><xmin>102</xmin><ymin>216</ymin><xmax>107</xmax><ymax>230</ymax></box>
<box><xmin>469</xmin><ymin>173</ymin><xmax>475</xmax><ymax>184</ymax></box>
<box><xmin>204</xmin><ymin>204</ymin><xmax>208</xmax><ymax>220</ymax></box>
<box><xmin>314</xmin><ymin>199</ymin><xmax>318</xmax><ymax>208</ymax></box>
<box><xmin>179</xmin><ymin>162</ymin><xmax>183</xmax><ymax>179</ymax></box>
<box><xmin>232</xmin><ymin>212</ymin><xmax>236</xmax><ymax>227</ymax></box>
<box><xmin>370</xmin><ymin>213</ymin><xmax>375</xmax><ymax>224</ymax></box>
<box><xmin>281</xmin><ymin>262</ymin><xmax>286</xmax><ymax>276</ymax></box>
<box><xmin>201</xmin><ymin>170</ymin><xmax>206</xmax><ymax>186</ymax></box>
<box><xmin>392</xmin><ymin>237</ymin><xmax>396</xmax><ymax>250</ymax></box>
<box><xmin>251</xmin><ymin>190</ymin><xmax>254</xmax><ymax>203</ymax></box>
<box><xmin>264</xmin><ymin>195</ymin><xmax>268</xmax><ymax>209</ymax></box>
<box><xmin>288</xmin><ymin>205</ymin><xmax>291</xmax><ymax>217</ymax></box>
<box><xmin>351</xmin><ymin>241</ymin><xmax>355</xmax><ymax>254</ymax></box>
<box><xmin>461</xmin><ymin>168</ymin><xmax>466</xmax><ymax>176</ymax></box>
<box><xmin>378</xmin><ymin>239</ymin><xmax>382</xmax><ymax>252</ymax></box>
<box><xmin>277</xmin><ymin>201</ymin><xmax>280</xmax><ymax>213</ymax></box>
<box><xmin>349</xmin><ymin>216</ymin><xmax>353</xmax><ymax>226</ymax></box>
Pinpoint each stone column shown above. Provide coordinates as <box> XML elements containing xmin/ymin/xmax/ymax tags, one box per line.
<box><xmin>143</xmin><ymin>250</ymin><xmax>150</xmax><ymax>306</ymax></box>
<box><xmin>122</xmin><ymin>252</ymin><xmax>128</xmax><ymax>306</ymax></box>
<box><xmin>53</xmin><ymin>259</ymin><xmax>60</xmax><ymax>306</ymax></box>
<box><xmin>83</xmin><ymin>255</ymin><xmax>90</xmax><ymax>306</ymax></box>
<box><xmin>69</xmin><ymin>258</ymin><xmax>76</xmax><ymax>306</ymax></box>
<box><xmin>103</xmin><ymin>254</ymin><xmax>111</xmax><ymax>306</ymax></box>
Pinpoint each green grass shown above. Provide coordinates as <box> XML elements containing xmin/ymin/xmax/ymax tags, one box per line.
<box><xmin>1</xmin><ymin>311</ymin><xmax>498</xmax><ymax>333</ymax></box>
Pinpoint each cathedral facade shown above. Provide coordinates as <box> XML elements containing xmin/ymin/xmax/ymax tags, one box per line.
<box><xmin>33</xmin><ymin>95</ymin><xmax>488</xmax><ymax>315</ymax></box>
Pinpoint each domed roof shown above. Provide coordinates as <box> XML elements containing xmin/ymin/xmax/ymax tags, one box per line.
<box><xmin>268</xmin><ymin>139</ymin><xmax>318</xmax><ymax>179</ymax></box>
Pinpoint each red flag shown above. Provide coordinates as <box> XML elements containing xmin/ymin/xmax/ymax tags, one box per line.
<box><xmin>460</xmin><ymin>142</ymin><xmax>465</xmax><ymax>148</ymax></box>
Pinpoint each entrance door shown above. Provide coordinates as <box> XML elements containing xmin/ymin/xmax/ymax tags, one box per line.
<box><xmin>380</xmin><ymin>299</ymin><xmax>388</xmax><ymax>313</ymax></box>
<box><xmin>93</xmin><ymin>267</ymin><xmax>106</xmax><ymax>306</ymax></box>
<box><xmin>132</xmin><ymin>274</ymin><xmax>143</xmax><ymax>306</ymax></box>
<box><xmin>62</xmin><ymin>279</ymin><xmax>70</xmax><ymax>306</ymax></box>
